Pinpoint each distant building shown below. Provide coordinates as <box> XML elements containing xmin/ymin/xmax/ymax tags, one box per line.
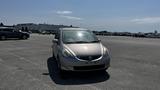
<box><xmin>15</xmin><ymin>23</ymin><xmax>77</xmax><ymax>34</ymax></box>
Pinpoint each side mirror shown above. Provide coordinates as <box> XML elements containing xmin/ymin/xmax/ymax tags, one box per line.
<box><xmin>98</xmin><ymin>38</ymin><xmax>101</xmax><ymax>41</ymax></box>
<box><xmin>52</xmin><ymin>39</ymin><xmax>58</xmax><ymax>43</ymax></box>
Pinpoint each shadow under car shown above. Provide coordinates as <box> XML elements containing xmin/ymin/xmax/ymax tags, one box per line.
<box><xmin>46</xmin><ymin>57</ymin><xmax>110</xmax><ymax>85</ymax></box>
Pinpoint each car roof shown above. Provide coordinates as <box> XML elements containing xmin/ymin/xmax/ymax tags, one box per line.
<box><xmin>0</xmin><ymin>27</ymin><xmax>14</xmax><ymax>29</ymax></box>
<box><xmin>60</xmin><ymin>28</ymin><xmax>88</xmax><ymax>31</ymax></box>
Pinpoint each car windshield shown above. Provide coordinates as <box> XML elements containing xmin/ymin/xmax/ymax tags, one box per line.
<box><xmin>62</xmin><ymin>30</ymin><xmax>99</xmax><ymax>44</ymax></box>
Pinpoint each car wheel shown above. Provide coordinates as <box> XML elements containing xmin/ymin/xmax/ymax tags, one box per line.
<box><xmin>0</xmin><ymin>36</ymin><xmax>6</xmax><ymax>40</ymax></box>
<box><xmin>56</xmin><ymin>57</ymin><xmax>68</xmax><ymax>79</ymax></box>
<box><xmin>22</xmin><ymin>35</ymin><xmax>27</xmax><ymax>39</ymax></box>
<box><xmin>59</xmin><ymin>69</ymin><xmax>68</xmax><ymax>79</ymax></box>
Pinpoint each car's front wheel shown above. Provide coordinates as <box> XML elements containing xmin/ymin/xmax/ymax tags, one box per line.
<box><xmin>0</xmin><ymin>36</ymin><xmax>6</xmax><ymax>40</ymax></box>
<box><xmin>22</xmin><ymin>35</ymin><xmax>27</xmax><ymax>39</ymax></box>
<box><xmin>57</xmin><ymin>57</ymin><xmax>68</xmax><ymax>79</ymax></box>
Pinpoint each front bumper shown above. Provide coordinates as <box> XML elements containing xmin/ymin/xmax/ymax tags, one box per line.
<box><xmin>59</xmin><ymin>55</ymin><xmax>110</xmax><ymax>71</ymax></box>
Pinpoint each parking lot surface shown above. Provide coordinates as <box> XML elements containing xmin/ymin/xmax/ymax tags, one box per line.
<box><xmin>0</xmin><ymin>34</ymin><xmax>160</xmax><ymax>90</ymax></box>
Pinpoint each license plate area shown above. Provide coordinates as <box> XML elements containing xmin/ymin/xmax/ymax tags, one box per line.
<box><xmin>74</xmin><ymin>64</ymin><xmax>105</xmax><ymax>70</ymax></box>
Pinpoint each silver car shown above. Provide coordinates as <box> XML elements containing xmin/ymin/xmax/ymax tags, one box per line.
<box><xmin>52</xmin><ymin>28</ymin><xmax>110</xmax><ymax>75</ymax></box>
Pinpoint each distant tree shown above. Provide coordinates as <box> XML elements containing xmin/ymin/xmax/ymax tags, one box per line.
<box><xmin>0</xmin><ymin>22</ymin><xmax>4</xmax><ymax>26</ymax></box>
<box><xmin>25</xmin><ymin>27</ymin><xmax>29</xmax><ymax>32</ymax></box>
<box><xmin>22</xmin><ymin>27</ymin><xmax>24</xmax><ymax>31</ymax></box>
<box><xmin>70</xmin><ymin>25</ymin><xmax>73</xmax><ymax>27</ymax></box>
<box><xmin>154</xmin><ymin>30</ymin><xmax>158</xmax><ymax>34</ymax></box>
<box><xmin>25</xmin><ymin>27</ymin><xmax>28</xmax><ymax>30</ymax></box>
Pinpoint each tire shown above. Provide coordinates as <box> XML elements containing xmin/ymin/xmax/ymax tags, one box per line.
<box><xmin>59</xmin><ymin>69</ymin><xmax>68</xmax><ymax>79</ymax></box>
<box><xmin>56</xmin><ymin>57</ymin><xmax>68</xmax><ymax>79</ymax></box>
<box><xmin>0</xmin><ymin>36</ymin><xmax>6</xmax><ymax>40</ymax></box>
<box><xmin>22</xmin><ymin>35</ymin><xmax>27</xmax><ymax>39</ymax></box>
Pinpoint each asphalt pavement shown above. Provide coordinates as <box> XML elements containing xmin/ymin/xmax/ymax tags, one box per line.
<box><xmin>0</xmin><ymin>34</ymin><xmax>160</xmax><ymax>90</ymax></box>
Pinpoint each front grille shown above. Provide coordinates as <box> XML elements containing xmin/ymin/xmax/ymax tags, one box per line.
<box><xmin>74</xmin><ymin>64</ymin><xmax>105</xmax><ymax>71</ymax></box>
<box><xmin>77</xmin><ymin>55</ymin><xmax>101</xmax><ymax>61</ymax></box>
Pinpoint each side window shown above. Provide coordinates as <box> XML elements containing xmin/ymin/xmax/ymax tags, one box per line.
<box><xmin>5</xmin><ymin>29</ymin><xmax>13</xmax><ymax>32</ymax></box>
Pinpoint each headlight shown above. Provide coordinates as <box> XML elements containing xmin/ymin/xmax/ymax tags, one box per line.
<box><xmin>62</xmin><ymin>49</ymin><xmax>73</xmax><ymax>57</ymax></box>
<box><xmin>103</xmin><ymin>46</ymin><xmax>109</xmax><ymax>56</ymax></box>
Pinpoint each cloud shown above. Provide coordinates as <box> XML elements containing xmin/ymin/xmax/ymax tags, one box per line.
<box><xmin>131</xmin><ymin>17</ymin><xmax>160</xmax><ymax>24</ymax></box>
<box><xmin>55</xmin><ymin>10</ymin><xmax>83</xmax><ymax>20</ymax></box>
<box><xmin>60</xmin><ymin>15</ymin><xmax>83</xmax><ymax>20</ymax></box>
<box><xmin>56</xmin><ymin>11</ymin><xmax>72</xmax><ymax>14</ymax></box>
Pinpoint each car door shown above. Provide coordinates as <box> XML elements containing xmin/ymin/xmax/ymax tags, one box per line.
<box><xmin>4</xmin><ymin>29</ymin><xmax>15</xmax><ymax>38</ymax></box>
<box><xmin>12</xmin><ymin>30</ymin><xmax>21</xmax><ymax>38</ymax></box>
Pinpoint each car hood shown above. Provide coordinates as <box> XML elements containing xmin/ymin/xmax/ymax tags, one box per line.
<box><xmin>64</xmin><ymin>43</ymin><xmax>102</xmax><ymax>56</ymax></box>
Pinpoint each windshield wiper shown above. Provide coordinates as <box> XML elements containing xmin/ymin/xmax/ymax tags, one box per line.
<box><xmin>64</xmin><ymin>41</ymin><xmax>88</xmax><ymax>44</ymax></box>
<box><xmin>64</xmin><ymin>40</ymin><xmax>99</xmax><ymax>44</ymax></box>
<box><xmin>64</xmin><ymin>42</ymin><xmax>74</xmax><ymax>44</ymax></box>
<box><xmin>73</xmin><ymin>41</ymin><xmax>90</xmax><ymax>43</ymax></box>
<box><xmin>89</xmin><ymin>40</ymin><xmax>100</xmax><ymax>43</ymax></box>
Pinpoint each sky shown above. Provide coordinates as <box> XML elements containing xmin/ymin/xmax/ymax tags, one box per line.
<box><xmin>0</xmin><ymin>0</ymin><xmax>160</xmax><ymax>32</ymax></box>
